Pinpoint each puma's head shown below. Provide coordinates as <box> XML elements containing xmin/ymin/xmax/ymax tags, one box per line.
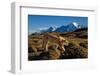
<box><xmin>59</xmin><ymin>37</ymin><xmax>69</xmax><ymax>46</ymax></box>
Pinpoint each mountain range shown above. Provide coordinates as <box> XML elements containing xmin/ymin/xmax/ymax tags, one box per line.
<box><xmin>40</xmin><ymin>22</ymin><xmax>83</xmax><ymax>33</ymax></box>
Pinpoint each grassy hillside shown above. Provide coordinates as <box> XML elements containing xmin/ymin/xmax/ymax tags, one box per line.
<box><xmin>28</xmin><ymin>28</ymin><xmax>88</xmax><ymax>60</ymax></box>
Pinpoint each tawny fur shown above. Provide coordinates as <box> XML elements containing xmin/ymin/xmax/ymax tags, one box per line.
<box><xmin>42</xmin><ymin>33</ymin><xmax>69</xmax><ymax>52</ymax></box>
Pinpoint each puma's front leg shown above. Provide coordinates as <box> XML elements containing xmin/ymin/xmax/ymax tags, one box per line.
<box><xmin>52</xmin><ymin>44</ymin><xmax>59</xmax><ymax>50</ymax></box>
<box><xmin>43</xmin><ymin>38</ymin><xmax>48</xmax><ymax>52</ymax></box>
<box><xmin>45</xmin><ymin>41</ymin><xmax>48</xmax><ymax>52</ymax></box>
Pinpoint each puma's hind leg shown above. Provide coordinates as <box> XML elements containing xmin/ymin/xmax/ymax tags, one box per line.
<box><xmin>31</xmin><ymin>45</ymin><xmax>37</xmax><ymax>53</ymax></box>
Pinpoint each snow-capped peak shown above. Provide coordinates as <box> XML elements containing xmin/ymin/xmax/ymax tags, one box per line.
<box><xmin>72</xmin><ymin>22</ymin><xmax>81</xmax><ymax>28</ymax></box>
<box><xmin>31</xmin><ymin>22</ymin><xmax>82</xmax><ymax>34</ymax></box>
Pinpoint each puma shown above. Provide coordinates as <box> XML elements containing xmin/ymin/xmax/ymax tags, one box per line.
<box><xmin>42</xmin><ymin>33</ymin><xmax>69</xmax><ymax>53</ymax></box>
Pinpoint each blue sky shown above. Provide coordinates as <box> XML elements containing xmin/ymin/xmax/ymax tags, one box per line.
<box><xmin>28</xmin><ymin>15</ymin><xmax>88</xmax><ymax>34</ymax></box>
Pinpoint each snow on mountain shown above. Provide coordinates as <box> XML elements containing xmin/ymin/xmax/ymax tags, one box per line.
<box><xmin>35</xmin><ymin>22</ymin><xmax>82</xmax><ymax>33</ymax></box>
<box><xmin>72</xmin><ymin>22</ymin><xmax>81</xmax><ymax>28</ymax></box>
<box><xmin>55</xmin><ymin>22</ymin><xmax>81</xmax><ymax>32</ymax></box>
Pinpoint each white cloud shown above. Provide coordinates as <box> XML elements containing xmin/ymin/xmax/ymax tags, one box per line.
<box><xmin>38</xmin><ymin>27</ymin><xmax>48</xmax><ymax>30</ymax></box>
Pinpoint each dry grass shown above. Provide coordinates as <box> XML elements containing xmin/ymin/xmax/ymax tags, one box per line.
<box><xmin>28</xmin><ymin>29</ymin><xmax>88</xmax><ymax>60</ymax></box>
